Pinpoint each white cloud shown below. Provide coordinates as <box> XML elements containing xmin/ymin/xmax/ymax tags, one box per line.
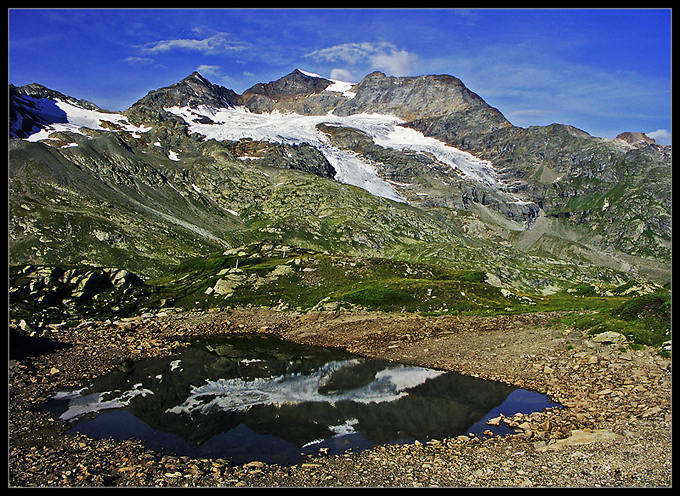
<box><xmin>306</xmin><ymin>42</ymin><xmax>393</xmax><ymax>64</ymax></box>
<box><xmin>647</xmin><ymin>128</ymin><xmax>672</xmax><ymax>145</ymax></box>
<box><xmin>195</xmin><ymin>64</ymin><xmax>222</xmax><ymax>77</ymax></box>
<box><xmin>140</xmin><ymin>32</ymin><xmax>250</xmax><ymax>55</ymax></box>
<box><xmin>305</xmin><ymin>42</ymin><xmax>418</xmax><ymax>76</ymax></box>
<box><xmin>369</xmin><ymin>50</ymin><xmax>418</xmax><ymax>77</ymax></box>
<box><xmin>330</xmin><ymin>68</ymin><xmax>355</xmax><ymax>82</ymax></box>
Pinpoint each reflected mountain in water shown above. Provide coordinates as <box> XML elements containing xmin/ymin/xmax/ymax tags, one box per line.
<box><xmin>43</xmin><ymin>334</ymin><xmax>556</xmax><ymax>465</ymax></box>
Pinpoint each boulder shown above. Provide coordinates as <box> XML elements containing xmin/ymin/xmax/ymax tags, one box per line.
<box><xmin>270</xmin><ymin>264</ymin><xmax>294</xmax><ymax>278</ymax></box>
<box><xmin>592</xmin><ymin>331</ymin><xmax>627</xmax><ymax>344</ymax></box>
<box><xmin>213</xmin><ymin>278</ymin><xmax>239</xmax><ymax>295</ymax></box>
<box><xmin>111</xmin><ymin>269</ymin><xmax>144</xmax><ymax>287</ymax></box>
<box><xmin>536</xmin><ymin>429</ymin><xmax>624</xmax><ymax>451</ymax></box>
<box><xmin>73</xmin><ymin>271</ymin><xmax>113</xmax><ymax>300</ymax></box>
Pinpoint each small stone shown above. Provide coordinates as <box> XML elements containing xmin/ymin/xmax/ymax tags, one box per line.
<box><xmin>642</xmin><ymin>406</ymin><xmax>662</xmax><ymax>418</ymax></box>
<box><xmin>487</xmin><ymin>415</ymin><xmax>503</xmax><ymax>426</ymax></box>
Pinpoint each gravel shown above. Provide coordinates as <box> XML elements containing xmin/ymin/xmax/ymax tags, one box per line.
<box><xmin>9</xmin><ymin>308</ymin><xmax>672</xmax><ymax>487</ymax></box>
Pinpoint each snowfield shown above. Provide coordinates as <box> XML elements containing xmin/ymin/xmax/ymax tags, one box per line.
<box><xmin>165</xmin><ymin>104</ymin><xmax>502</xmax><ymax>203</ymax></box>
<box><xmin>18</xmin><ymin>95</ymin><xmax>151</xmax><ymax>142</ymax></box>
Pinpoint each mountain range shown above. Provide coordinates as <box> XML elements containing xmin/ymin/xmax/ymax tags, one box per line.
<box><xmin>8</xmin><ymin>68</ymin><xmax>672</xmax><ymax>310</ymax></box>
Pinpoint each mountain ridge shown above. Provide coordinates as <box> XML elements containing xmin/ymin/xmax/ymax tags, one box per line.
<box><xmin>8</xmin><ymin>68</ymin><xmax>672</xmax><ymax>294</ymax></box>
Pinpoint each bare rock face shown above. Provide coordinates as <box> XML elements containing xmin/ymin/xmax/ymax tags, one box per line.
<box><xmin>223</xmin><ymin>139</ymin><xmax>336</xmax><ymax>179</ymax></box>
<box><xmin>241</xmin><ymin>69</ymin><xmax>332</xmax><ymax>101</ymax></box>
<box><xmin>240</xmin><ymin>70</ymin><xmax>341</xmax><ymax>115</ymax></box>
<box><xmin>615</xmin><ymin>132</ymin><xmax>657</xmax><ymax>148</ymax></box>
<box><xmin>333</xmin><ymin>71</ymin><xmax>510</xmax><ymax>123</ymax></box>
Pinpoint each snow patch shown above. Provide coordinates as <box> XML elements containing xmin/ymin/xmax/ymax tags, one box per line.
<box><xmin>53</xmin><ymin>384</ymin><xmax>153</xmax><ymax>421</ymax></box>
<box><xmin>21</xmin><ymin>96</ymin><xmax>151</xmax><ymax>142</ymax></box>
<box><xmin>329</xmin><ymin>418</ymin><xmax>359</xmax><ymax>436</ymax></box>
<box><xmin>299</xmin><ymin>69</ymin><xmax>356</xmax><ymax>98</ymax></box>
<box><xmin>298</xmin><ymin>69</ymin><xmax>324</xmax><ymax>78</ymax></box>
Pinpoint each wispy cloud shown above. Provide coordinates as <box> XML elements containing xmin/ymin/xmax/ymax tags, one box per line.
<box><xmin>195</xmin><ymin>64</ymin><xmax>222</xmax><ymax>77</ymax></box>
<box><xmin>647</xmin><ymin>128</ymin><xmax>672</xmax><ymax>145</ymax></box>
<box><xmin>305</xmin><ymin>42</ymin><xmax>418</xmax><ymax>76</ymax></box>
<box><xmin>139</xmin><ymin>32</ymin><xmax>251</xmax><ymax>55</ymax></box>
<box><xmin>370</xmin><ymin>49</ymin><xmax>418</xmax><ymax>77</ymax></box>
<box><xmin>306</xmin><ymin>42</ymin><xmax>394</xmax><ymax>64</ymax></box>
<box><xmin>192</xmin><ymin>64</ymin><xmax>239</xmax><ymax>86</ymax></box>
<box><xmin>124</xmin><ymin>56</ymin><xmax>155</xmax><ymax>66</ymax></box>
<box><xmin>330</xmin><ymin>68</ymin><xmax>354</xmax><ymax>82</ymax></box>
<box><xmin>420</xmin><ymin>41</ymin><xmax>670</xmax><ymax>135</ymax></box>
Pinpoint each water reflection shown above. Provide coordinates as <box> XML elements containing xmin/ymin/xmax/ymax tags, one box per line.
<box><xmin>42</xmin><ymin>334</ymin><xmax>560</xmax><ymax>465</ymax></box>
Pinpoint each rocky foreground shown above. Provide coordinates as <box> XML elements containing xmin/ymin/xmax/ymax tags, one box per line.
<box><xmin>9</xmin><ymin>307</ymin><xmax>671</xmax><ymax>487</ymax></box>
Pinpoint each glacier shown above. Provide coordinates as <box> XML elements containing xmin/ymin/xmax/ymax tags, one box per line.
<box><xmin>17</xmin><ymin>90</ymin><xmax>503</xmax><ymax>205</ymax></box>
<box><xmin>164</xmin><ymin>105</ymin><xmax>502</xmax><ymax>203</ymax></box>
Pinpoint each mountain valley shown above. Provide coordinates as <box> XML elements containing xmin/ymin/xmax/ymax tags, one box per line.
<box><xmin>8</xmin><ymin>66</ymin><xmax>672</xmax><ymax>488</ymax></box>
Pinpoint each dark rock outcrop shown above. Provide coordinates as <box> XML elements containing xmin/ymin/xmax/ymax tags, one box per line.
<box><xmin>130</xmin><ymin>72</ymin><xmax>240</xmax><ymax>111</ymax></box>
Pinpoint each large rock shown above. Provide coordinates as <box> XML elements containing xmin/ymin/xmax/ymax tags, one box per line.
<box><xmin>111</xmin><ymin>269</ymin><xmax>144</xmax><ymax>286</ymax></box>
<box><xmin>536</xmin><ymin>429</ymin><xmax>624</xmax><ymax>451</ymax></box>
<box><xmin>213</xmin><ymin>278</ymin><xmax>240</xmax><ymax>296</ymax></box>
<box><xmin>592</xmin><ymin>331</ymin><xmax>627</xmax><ymax>344</ymax></box>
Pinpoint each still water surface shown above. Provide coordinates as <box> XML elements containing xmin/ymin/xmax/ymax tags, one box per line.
<box><xmin>43</xmin><ymin>334</ymin><xmax>560</xmax><ymax>466</ymax></box>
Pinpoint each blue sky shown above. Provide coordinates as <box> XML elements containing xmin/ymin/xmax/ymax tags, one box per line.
<box><xmin>9</xmin><ymin>8</ymin><xmax>672</xmax><ymax>144</ymax></box>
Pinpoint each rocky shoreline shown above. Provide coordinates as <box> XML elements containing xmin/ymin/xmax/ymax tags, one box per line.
<box><xmin>9</xmin><ymin>307</ymin><xmax>672</xmax><ymax>487</ymax></box>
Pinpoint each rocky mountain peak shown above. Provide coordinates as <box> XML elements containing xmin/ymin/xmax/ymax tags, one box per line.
<box><xmin>241</xmin><ymin>69</ymin><xmax>332</xmax><ymax>102</ymax></box>
<box><xmin>7</xmin><ymin>66</ymin><xmax>673</xmax><ymax>292</ymax></box>
<box><xmin>130</xmin><ymin>71</ymin><xmax>240</xmax><ymax>111</ymax></box>
<box><xmin>11</xmin><ymin>83</ymin><xmax>102</xmax><ymax>111</ymax></box>
<box><xmin>616</xmin><ymin>131</ymin><xmax>658</xmax><ymax>147</ymax></box>
<box><xmin>183</xmin><ymin>71</ymin><xmax>210</xmax><ymax>83</ymax></box>
<box><xmin>334</xmin><ymin>71</ymin><xmax>508</xmax><ymax>123</ymax></box>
